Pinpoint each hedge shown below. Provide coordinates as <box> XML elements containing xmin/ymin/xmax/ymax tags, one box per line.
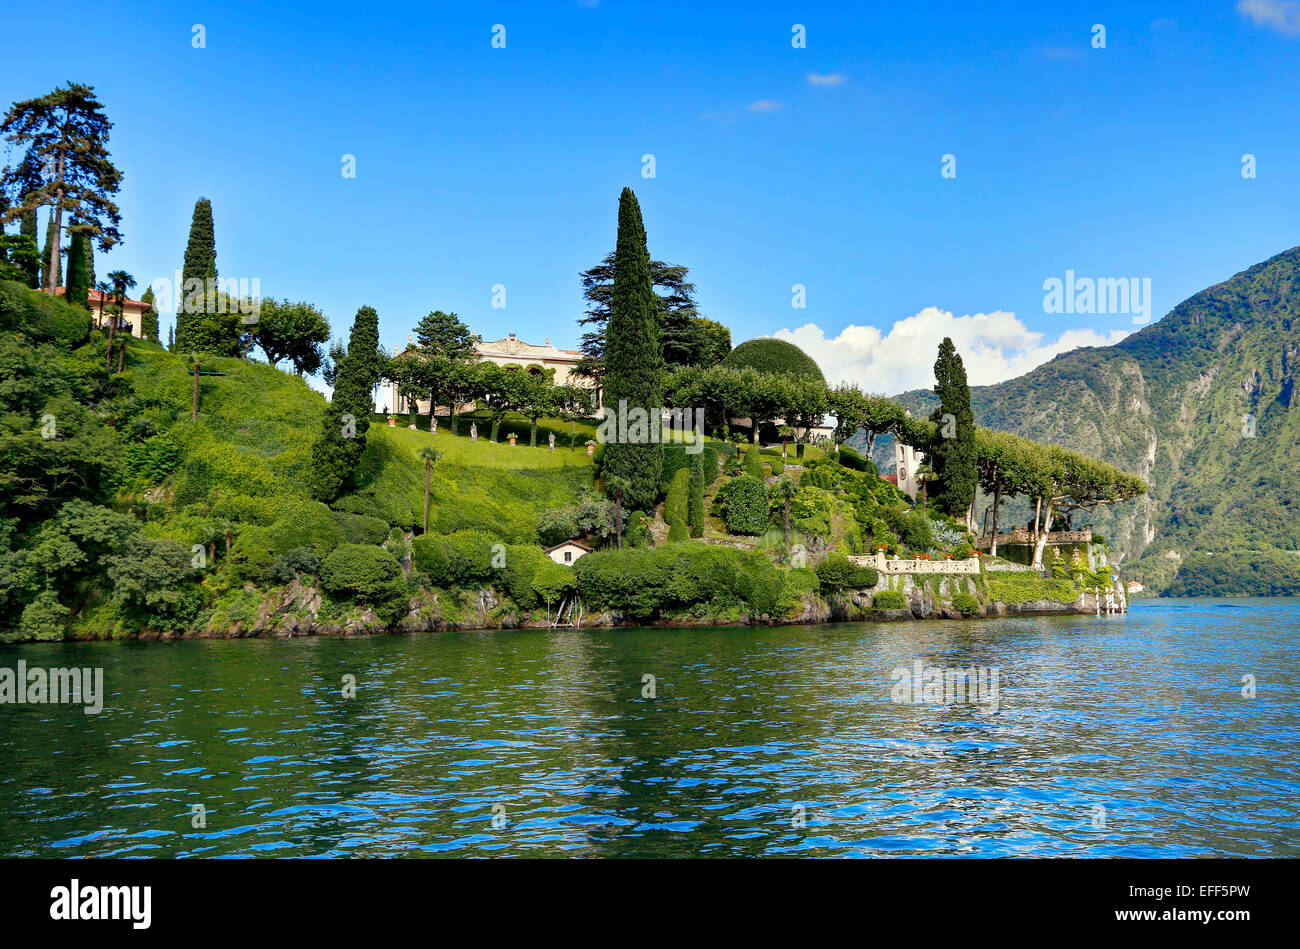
<box><xmin>724</xmin><ymin>475</ymin><xmax>768</xmax><ymax>535</ymax></box>
<box><xmin>815</xmin><ymin>553</ymin><xmax>879</xmax><ymax>593</ymax></box>
<box><xmin>872</xmin><ymin>590</ymin><xmax>907</xmax><ymax>610</ymax></box>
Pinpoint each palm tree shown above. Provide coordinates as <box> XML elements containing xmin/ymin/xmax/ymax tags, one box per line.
<box><xmin>774</xmin><ymin>477</ymin><xmax>799</xmax><ymax>546</ymax></box>
<box><xmin>604</xmin><ymin>474</ymin><xmax>630</xmax><ymax>549</ymax></box>
<box><xmin>105</xmin><ymin>270</ymin><xmax>135</xmax><ymax>371</ymax></box>
<box><xmin>916</xmin><ymin>462</ymin><xmax>934</xmax><ymax>512</ymax></box>
<box><xmin>196</xmin><ymin>523</ymin><xmax>220</xmax><ymax>565</ymax></box>
<box><xmin>417</xmin><ymin>446</ymin><xmax>442</xmax><ymax>533</ymax></box>
<box><xmin>218</xmin><ymin>518</ymin><xmax>238</xmax><ymax>558</ymax></box>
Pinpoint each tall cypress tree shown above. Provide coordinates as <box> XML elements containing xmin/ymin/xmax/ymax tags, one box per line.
<box><xmin>688</xmin><ymin>450</ymin><xmax>706</xmax><ymax>537</ymax></box>
<box><xmin>140</xmin><ymin>287</ymin><xmax>159</xmax><ymax>342</ymax></box>
<box><xmin>19</xmin><ymin>208</ymin><xmax>39</xmax><ymax>287</ymax></box>
<box><xmin>176</xmin><ymin>197</ymin><xmax>216</xmax><ymax>351</ymax></box>
<box><xmin>927</xmin><ymin>337</ymin><xmax>977</xmax><ymax>523</ymax></box>
<box><xmin>65</xmin><ymin>229</ymin><xmax>89</xmax><ymax>308</ymax></box>
<box><xmin>310</xmin><ymin>306</ymin><xmax>381</xmax><ymax>501</ymax></box>
<box><xmin>40</xmin><ymin>213</ymin><xmax>61</xmax><ymax>288</ymax></box>
<box><xmin>601</xmin><ymin>188</ymin><xmax>663</xmax><ymax>511</ymax></box>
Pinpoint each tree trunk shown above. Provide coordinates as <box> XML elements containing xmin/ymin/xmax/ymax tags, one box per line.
<box><xmin>1032</xmin><ymin>497</ymin><xmax>1055</xmax><ymax>568</ymax></box>
<box><xmin>45</xmin><ymin>159</ymin><xmax>65</xmax><ymax>294</ymax></box>
<box><xmin>784</xmin><ymin>500</ymin><xmax>791</xmax><ymax>546</ymax></box>
<box><xmin>105</xmin><ymin>301</ymin><xmax>116</xmax><ymax>370</ymax></box>
<box><xmin>615</xmin><ymin>491</ymin><xmax>623</xmax><ymax>549</ymax></box>
<box><xmin>116</xmin><ymin>338</ymin><xmax>124</xmax><ymax>372</ymax></box>
<box><xmin>530</xmin><ymin>421</ymin><xmax>538</xmax><ymax>447</ymax></box>
<box><xmin>990</xmin><ymin>483</ymin><xmax>1002</xmax><ymax>556</ymax></box>
<box><xmin>224</xmin><ymin>532</ymin><xmax>231</xmax><ymax>557</ymax></box>
<box><xmin>423</xmin><ymin>461</ymin><xmax>431</xmax><ymax>533</ymax></box>
<box><xmin>1032</xmin><ymin>497</ymin><xmax>1042</xmax><ymax>542</ymax></box>
<box><xmin>192</xmin><ymin>363</ymin><xmax>200</xmax><ymax>419</ymax></box>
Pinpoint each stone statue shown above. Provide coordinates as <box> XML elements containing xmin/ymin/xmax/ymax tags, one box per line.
<box><xmin>431</xmin><ymin>416</ymin><xmax>438</xmax><ymax>435</ymax></box>
<box><xmin>470</xmin><ymin>422</ymin><xmax>478</xmax><ymax>441</ymax></box>
<box><xmin>548</xmin><ymin>431</ymin><xmax>555</xmax><ymax>451</ymax></box>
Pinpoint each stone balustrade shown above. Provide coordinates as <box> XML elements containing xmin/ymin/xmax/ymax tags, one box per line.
<box><xmin>979</xmin><ymin>528</ymin><xmax>1092</xmax><ymax>548</ymax></box>
<box><xmin>849</xmin><ymin>551</ymin><xmax>983</xmax><ymax>575</ymax></box>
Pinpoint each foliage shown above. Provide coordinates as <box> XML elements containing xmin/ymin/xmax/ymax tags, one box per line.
<box><xmin>319</xmin><ymin>543</ymin><xmax>406</xmax><ymax>605</ymax></box>
<box><xmin>601</xmin><ymin>188</ymin><xmax>663</xmax><ymax>511</ymax></box>
<box><xmin>254</xmin><ymin>298</ymin><xmax>330</xmax><ymax>375</ymax></box>
<box><xmin>872</xmin><ymin>590</ymin><xmax>907</xmax><ymax>610</ymax></box>
<box><xmin>310</xmin><ymin>305</ymin><xmax>380</xmax><ymax>500</ymax></box>
<box><xmin>720</xmin><ymin>337</ymin><xmax>825</xmax><ymax>382</ymax></box>
<box><xmin>723</xmin><ymin>475</ymin><xmax>768</xmax><ymax>535</ymax></box>
<box><xmin>951</xmin><ymin>591</ymin><xmax>980</xmax><ymax>616</ymax></box>
<box><xmin>573</xmin><ymin>544</ymin><xmax>787</xmax><ymax>620</ymax></box>
<box><xmin>815</xmin><ymin>553</ymin><xmax>879</xmax><ymax>593</ymax></box>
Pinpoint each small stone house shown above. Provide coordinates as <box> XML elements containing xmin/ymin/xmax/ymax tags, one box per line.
<box><xmin>545</xmin><ymin>540</ymin><xmax>593</xmax><ymax>566</ymax></box>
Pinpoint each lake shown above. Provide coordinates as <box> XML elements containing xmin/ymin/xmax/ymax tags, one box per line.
<box><xmin>1</xmin><ymin>598</ymin><xmax>1296</xmax><ymax>857</ymax></box>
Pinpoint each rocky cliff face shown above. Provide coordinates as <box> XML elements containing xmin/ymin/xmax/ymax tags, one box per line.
<box><xmin>861</xmin><ymin>246</ymin><xmax>1300</xmax><ymax>594</ymax></box>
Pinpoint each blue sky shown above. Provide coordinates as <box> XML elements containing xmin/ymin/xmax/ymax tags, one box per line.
<box><xmin>3</xmin><ymin>0</ymin><xmax>1298</xmax><ymax>393</ymax></box>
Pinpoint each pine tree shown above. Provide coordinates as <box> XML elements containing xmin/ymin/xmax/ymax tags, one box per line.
<box><xmin>65</xmin><ymin>229</ymin><xmax>89</xmax><ymax>308</ymax></box>
<box><xmin>176</xmin><ymin>197</ymin><xmax>216</xmax><ymax>351</ymax></box>
<box><xmin>310</xmin><ymin>306</ymin><xmax>381</xmax><ymax>500</ymax></box>
<box><xmin>688</xmin><ymin>450</ymin><xmax>706</xmax><ymax>537</ymax></box>
<box><xmin>601</xmin><ymin>188</ymin><xmax>663</xmax><ymax>511</ymax></box>
<box><xmin>927</xmin><ymin>337</ymin><xmax>977</xmax><ymax>523</ymax></box>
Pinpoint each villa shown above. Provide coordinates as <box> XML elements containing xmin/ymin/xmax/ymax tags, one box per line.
<box><xmin>374</xmin><ymin>332</ymin><xmax>600</xmax><ymax>416</ymax></box>
<box><xmin>54</xmin><ymin>287</ymin><xmax>152</xmax><ymax>338</ymax></box>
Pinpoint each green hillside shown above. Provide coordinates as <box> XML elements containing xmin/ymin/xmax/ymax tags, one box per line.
<box><xmin>863</xmin><ymin>246</ymin><xmax>1300</xmax><ymax>595</ymax></box>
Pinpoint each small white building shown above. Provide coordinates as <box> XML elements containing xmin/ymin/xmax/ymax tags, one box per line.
<box><xmin>894</xmin><ymin>440</ymin><xmax>922</xmax><ymax>501</ymax></box>
<box><xmin>545</xmin><ymin>540</ymin><xmax>593</xmax><ymax>566</ymax></box>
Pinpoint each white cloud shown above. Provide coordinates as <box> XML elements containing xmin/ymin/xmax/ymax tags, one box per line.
<box><xmin>744</xmin><ymin>99</ymin><xmax>784</xmax><ymax>112</ymax></box>
<box><xmin>771</xmin><ymin>307</ymin><xmax>1131</xmax><ymax>393</ymax></box>
<box><xmin>1237</xmin><ymin>0</ymin><xmax>1300</xmax><ymax>34</ymax></box>
<box><xmin>806</xmin><ymin>72</ymin><xmax>847</xmax><ymax>86</ymax></box>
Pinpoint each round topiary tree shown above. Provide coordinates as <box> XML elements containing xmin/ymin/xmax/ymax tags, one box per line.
<box><xmin>720</xmin><ymin>337</ymin><xmax>825</xmax><ymax>383</ymax></box>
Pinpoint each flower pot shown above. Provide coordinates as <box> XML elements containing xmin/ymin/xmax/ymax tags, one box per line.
<box><xmin>508</xmin><ymin>437</ymin><xmax>517</xmax><ymax>446</ymax></box>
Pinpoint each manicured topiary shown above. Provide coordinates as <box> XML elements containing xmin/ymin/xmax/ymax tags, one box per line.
<box><xmin>721</xmin><ymin>337</ymin><xmax>825</xmax><ymax>383</ymax></box>
<box><xmin>319</xmin><ymin>544</ymin><xmax>404</xmax><ymax>602</ymax></box>
<box><xmin>724</xmin><ymin>475</ymin><xmax>769</xmax><ymax>535</ymax></box>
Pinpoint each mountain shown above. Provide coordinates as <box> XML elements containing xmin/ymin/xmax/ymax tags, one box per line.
<box><xmin>862</xmin><ymin>246</ymin><xmax>1300</xmax><ymax>595</ymax></box>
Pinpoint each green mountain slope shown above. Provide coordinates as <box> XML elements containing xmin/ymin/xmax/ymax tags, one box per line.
<box><xmin>865</xmin><ymin>246</ymin><xmax>1300</xmax><ymax>595</ymax></box>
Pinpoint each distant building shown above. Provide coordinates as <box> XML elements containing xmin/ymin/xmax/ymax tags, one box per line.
<box><xmin>54</xmin><ymin>287</ymin><xmax>152</xmax><ymax>339</ymax></box>
<box><xmin>1126</xmin><ymin>580</ymin><xmax>1144</xmax><ymax>593</ymax></box>
<box><xmin>893</xmin><ymin>441</ymin><xmax>922</xmax><ymax>500</ymax></box>
<box><xmin>373</xmin><ymin>332</ymin><xmax>598</xmax><ymax>415</ymax></box>
<box><xmin>545</xmin><ymin>540</ymin><xmax>592</xmax><ymax>566</ymax></box>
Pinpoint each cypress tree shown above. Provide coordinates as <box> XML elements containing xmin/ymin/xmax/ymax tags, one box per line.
<box><xmin>141</xmin><ymin>287</ymin><xmax>159</xmax><ymax>342</ymax></box>
<box><xmin>65</xmin><ymin>229</ymin><xmax>89</xmax><ymax>308</ymax></box>
<box><xmin>19</xmin><ymin>209</ymin><xmax>39</xmax><ymax>287</ymax></box>
<box><xmin>176</xmin><ymin>198</ymin><xmax>216</xmax><ymax>351</ymax></box>
<box><xmin>601</xmin><ymin>188</ymin><xmax>663</xmax><ymax>511</ymax></box>
<box><xmin>40</xmin><ymin>215</ymin><xmax>61</xmax><ymax>288</ymax></box>
<box><xmin>927</xmin><ymin>337</ymin><xmax>978</xmax><ymax>523</ymax></box>
<box><xmin>167</xmin><ymin>323</ymin><xmax>174</xmax><ymax>352</ymax></box>
<box><xmin>688</xmin><ymin>450</ymin><xmax>706</xmax><ymax>537</ymax></box>
<box><xmin>310</xmin><ymin>306</ymin><xmax>381</xmax><ymax>500</ymax></box>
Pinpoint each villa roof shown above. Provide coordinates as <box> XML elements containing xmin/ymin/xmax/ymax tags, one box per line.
<box><xmin>544</xmin><ymin>539</ymin><xmax>593</xmax><ymax>553</ymax></box>
<box><xmin>54</xmin><ymin>287</ymin><xmax>150</xmax><ymax>308</ymax></box>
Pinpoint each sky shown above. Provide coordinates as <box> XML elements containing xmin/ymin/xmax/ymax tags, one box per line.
<box><xmin>3</xmin><ymin>0</ymin><xmax>1298</xmax><ymax>395</ymax></box>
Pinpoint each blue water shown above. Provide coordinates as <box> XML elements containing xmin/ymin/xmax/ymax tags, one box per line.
<box><xmin>1</xmin><ymin>598</ymin><xmax>1296</xmax><ymax>857</ymax></box>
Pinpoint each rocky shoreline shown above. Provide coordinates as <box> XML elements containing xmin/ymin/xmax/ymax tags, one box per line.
<box><xmin>114</xmin><ymin>578</ymin><xmax>1123</xmax><ymax>641</ymax></box>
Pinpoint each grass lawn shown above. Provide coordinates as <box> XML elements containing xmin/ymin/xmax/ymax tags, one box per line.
<box><xmin>373</xmin><ymin>419</ymin><xmax>594</xmax><ymax>470</ymax></box>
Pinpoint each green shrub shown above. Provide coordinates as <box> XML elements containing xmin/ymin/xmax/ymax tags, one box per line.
<box><xmin>502</xmin><ymin>544</ymin><xmax>549</xmax><ymax>609</ymax></box>
<box><xmin>800</xmin><ymin>467</ymin><xmax>835</xmax><ymax>490</ymax></box>
<box><xmin>319</xmin><ymin>544</ymin><xmax>405</xmax><ymax>603</ymax></box>
<box><xmin>815</xmin><ymin>553</ymin><xmax>879</xmax><ymax>592</ymax></box>
<box><xmin>837</xmin><ymin>445</ymin><xmax>876</xmax><ymax>475</ymax></box>
<box><xmin>872</xmin><ymin>590</ymin><xmax>907</xmax><ymax>610</ymax></box>
<box><xmin>665</xmin><ymin>468</ymin><xmax>690</xmax><ymax>530</ymax></box>
<box><xmin>742</xmin><ymin>444</ymin><xmax>765</xmax><ymax>479</ymax></box>
<box><xmin>769</xmin><ymin>456</ymin><xmax>784</xmax><ymax>476</ymax></box>
<box><xmin>411</xmin><ymin>533</ymin><xmax>452</xmax><ymax>584</ymax></box>
<box><xmin>626</xmin><ymin>509</ymin><xmax>650</xmax><ymax>548</ymax></box>
<box><xmin>724</xmin><ymin>475</ymin><xmax>769</xmax><ymax>535</ymax></box>
<box><xmin>266</xmin><ymin>546</ymin><xmax>322</xmax><ymax>584</ymax></box>
<box><xmin>573</xmin><ymin>544</ymin><xmax>785</xmax><ymax>620</ymax></box>
<box><xmin>332</xmin><ymin>510</ymin><xmax>390</xmax><ymax>545</ymax></box>
<box><xmin>443</xmin><ymin>530</ymin><xmax>500</xmax><ymax>585</ymax></box>
<box><xmin>951</xmin><ymin>592</ymin><xmax>979</xmax><ymax>616</ymax></box>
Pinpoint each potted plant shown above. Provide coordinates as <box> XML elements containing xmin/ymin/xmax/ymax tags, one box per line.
<box><xmin>585</xmin><ymin>439</ymin><xmax>596</xmax><ymax>457</ymax></box>
<box><xmin>507</xmin><ymin>432</ymin><xmax>518</xmax><ymax>446</ymax></box>
<box><xmin>387</xmin><ymin>414</ymin><xmax>396</xmax><ymax>427</ymax></box>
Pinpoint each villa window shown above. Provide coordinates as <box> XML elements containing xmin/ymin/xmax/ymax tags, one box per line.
<box><xmin>564</xmin><ymin>551</ymin><xmax>572</xmax><ymax>563</ymax></box>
